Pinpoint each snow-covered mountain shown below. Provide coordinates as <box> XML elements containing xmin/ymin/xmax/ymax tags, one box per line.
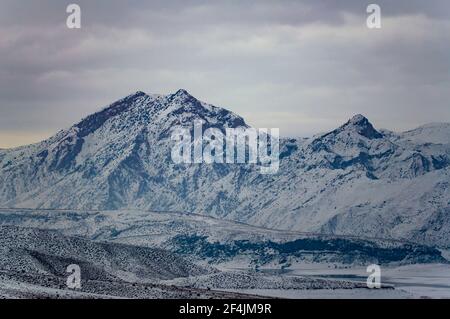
<box><xmin>0</xmin><ymin>90</ymin><xmax>449</xmax><ymax>246</ymax></box>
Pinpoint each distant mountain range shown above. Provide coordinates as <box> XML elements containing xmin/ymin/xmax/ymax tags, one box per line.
<box><xmin>1</xmin><ymin>90</ymin><xmax>449</xmax><ymax>246</ymax></box>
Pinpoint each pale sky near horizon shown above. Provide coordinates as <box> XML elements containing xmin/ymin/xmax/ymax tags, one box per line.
<box><xmin>1</xmin><ymin>0</ymin><xmax>450</xmax><ymax>148</ymax></box>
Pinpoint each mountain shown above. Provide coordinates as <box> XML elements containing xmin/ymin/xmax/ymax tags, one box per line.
<box><xmin>0</xmin><ymin>90</ymin><xmax>247</xmax><ymax>210</ymax></box>
<box><xmin>0</xmin><ymin>90</ymin><xmax>449</xmax><ymax>246</ymax></box>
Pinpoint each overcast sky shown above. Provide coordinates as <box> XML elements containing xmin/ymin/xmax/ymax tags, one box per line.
<box><xmin>1</xmin><ymin>0</ymin><xmax>450</xmax><ymax>148</ymax></box>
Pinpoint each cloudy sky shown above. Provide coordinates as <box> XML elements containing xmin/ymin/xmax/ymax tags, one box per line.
<box><xmin>1</xmin><ymin>0</ymin><xmax>450</xmax><ymax>148</ymax></box>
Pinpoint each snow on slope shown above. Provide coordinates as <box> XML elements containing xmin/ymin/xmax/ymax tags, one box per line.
<box><xmin>0</xmin><ymin>209</ymin><xmax>445</xmax><ymax>266</ymax></box>
<box><xmin>0</xmin><ymin>90</ymin><xmax>449</xmax><ymax>247</ymax></box>
<box><xmin>2</xmin><ymin>224</ymin><xmax>392</xmax><ymax>298</ymax></box>
<box><xmin>400</xmin><ymin>123</ymin><xmax>450</xmax><ymax>145</ymax></box>
<box><xmin>163</xmin><ymin>271</ymin><xmax>373</xmax><ymax>290</ymax></box>
<box><xmin>0</xmin><ymin>225</ymin><xmax>209</xmax><ymax>282</ymax></box>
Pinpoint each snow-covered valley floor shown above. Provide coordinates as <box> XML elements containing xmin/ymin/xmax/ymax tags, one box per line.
<box><xmin>225</xmin><ymin>263</ymin><xmax>450</xmax><ymax>299</ymax></box>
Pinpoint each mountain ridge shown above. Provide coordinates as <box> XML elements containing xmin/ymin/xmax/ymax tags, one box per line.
<box><xmin>0</xmin><ymin>90</ymin><xmax>446</xmax><ymax>149</ymax></box>
<box><xmin>0</xmin><ymin>90</ymin><xmax>449</xmax><ymax>246</ymax></box>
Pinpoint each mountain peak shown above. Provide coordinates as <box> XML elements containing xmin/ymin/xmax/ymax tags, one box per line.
<box><xmin>342</xmin><ymin>114</ymin><xmax>383</xmax><ymax>139</ymax></box>
<box><xmin>134</xmin><ymin>90</ymin><xmax>147</xmax><ymax>96</ymax></box>
<box><xmin>74</xmin><ymin>91</ymin><xmax>149</xmax><ymax>138</ymax></box>
<box><xmin>174</xmin><ymin>88</ymin><xmax>190</xmax><ymax>95</ymax></box>
<box><xmin>168</xmin><ymin>89</ymin><xmax>201</xmax><ymax>107</ymax></box>
<box><xmin>171</xmin><ymin>89</ymin><xmax>194</xmax><ymax>99</ymax></box>
<box><xmin>349</xmin><ymin>114</ymin><xmax>369</xmax><ymax>124</ymax></box>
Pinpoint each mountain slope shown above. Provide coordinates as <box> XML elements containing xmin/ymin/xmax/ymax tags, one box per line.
<box><xmin>0</xmin><ymin>209</ymin><xmax>445</xmax><ymax>266</ymax></box>
<box><xmin>3</xmin><ymin>224</ymin><xmax>404</xmax><ymax>299</ymax></box>
<box><xmin>0</xmin><ymin>90</ymin><xmax>449</xmax><ymax>246</ymax></box>
<box><xmin>400</xmin><ymin>123</ymin><xmax>450</xmax><ymax>145</ymax></box>
<box><xmin>0</xmin><ymin>225</ymin><xmax>209</xmax><ymax>282</ymax></box>
<box><xmin>0</xmin><ymin>225</ymin><xmax>277</xmax><ymax>299</ymax></box>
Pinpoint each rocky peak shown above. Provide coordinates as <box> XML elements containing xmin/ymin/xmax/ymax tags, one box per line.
<box><xmin>341</xmin><ymin>114</ymin><xmax>383</xmax><ymax>139</ymax></box>
<box><xmin>168</xmin><ymin>89</ymin><xmax>198</xmax><ymax>104</ymax></box>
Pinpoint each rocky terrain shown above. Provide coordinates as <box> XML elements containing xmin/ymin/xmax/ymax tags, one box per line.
<box><xmin>0</xmin><ymin>224</ymin><xmax>391</xmax><ymax>299</ymax></box>
<box><xmin>0</xmin><ymin>90</ymin><xmax>448</xmax><ymax>246</ymax></box>
<box><xmin>0</xmin><ymin>210</ymin><xmax>445</xmax><ymax>267</ymax></box>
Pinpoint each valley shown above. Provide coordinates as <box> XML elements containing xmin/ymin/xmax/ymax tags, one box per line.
<box><xmin>0</xmin><ymin>208</ymin><xmax>448</xmax><ymax>298</ymax></box>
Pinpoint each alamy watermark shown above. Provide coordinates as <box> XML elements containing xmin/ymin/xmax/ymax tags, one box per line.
<box><xmin>66</xmin><ymin>4</ymin><xmax>81</xmax><ymax>29</ymax></box>
<box><xmin>366</xmin><ymin>264</ymin><xmax>381</xmax><ymax>289</ymax></box>
<box><xmin>66</xmin><ymin>264</ymin><xmax>81</xmax><ymax>289</ymax></box>
<box><xmin>366</xmin><ymin>4</ymin><xmax>381</xmax><ymax>29</ymax></box>
<box><xmin>171</xmin><ymin>120</ymin><xmax>279</xmax><ymax>174</ymax></box>
<box><xmin>67</xmin><ymin>4</ymin><xmax>380</xmax><ymax>30</ymax></box>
